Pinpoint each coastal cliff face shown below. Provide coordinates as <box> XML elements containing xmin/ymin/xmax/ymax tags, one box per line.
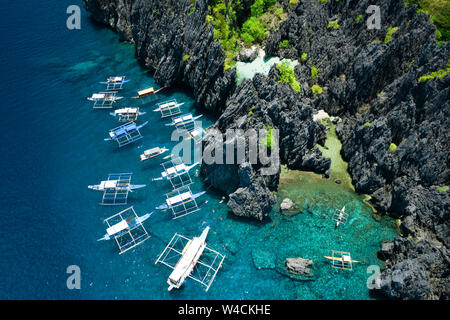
<box><xmin>83</xmin><ymin>0</ymin><xmax>449</xmax><ymax>299</ymax></box>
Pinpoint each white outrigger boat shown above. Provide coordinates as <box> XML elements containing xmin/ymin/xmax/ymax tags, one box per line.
<box><xmin>153</xmin><ymin>99</ymin><xmax>185</xmax><ymax>118</ymax></box>
<box><xmin>88</xmin><ymin>173</ymin><xmax>146</xmax><ymax>205</ymax></box>
<box><xmin>324</xmin><ymin>250</ymin><xmax>360</xmax><ymax>271</ymax></box>
<box><xmin>88</xmin><ymin>179</ymin><xmax>146</xmax><ymax>192</ymax></box>
<box><xmin>155</xmin><ymin>226</ymin><xmax>226</xmax><ymax>292</ymax></box>
<box><xmin>110</xmin><ymin>107</ymin><xmax>146</xmax><ymax>122</ymax></box>
<box><xmin>156</xmin><ymin>189</ymin><xmax>206</xmax><ymax>211</ymax></box>
<box><xmin>88</xmin><ymin>91</ymin><xmax>123</xmax><ymax>108</ymax></box>
<box><xmin>165</xmin><ymin>113</ymin><xmax>203</xmax><ymax>127</ymax></box>
<box><xmin>332</xmin><ymin>206</ymin><xmax>348</xmax><ymax>228</ymax></box>
<box><xmin>140</xmin><ymin>147</ymin><xmax>169</xmax><ymax>161</ymax></box>
<box><xmin>156</xmin><ymin>185</ymin><xmax>205</xmax><ymax>219</ymax></box>
<box><xmin>98</xmin><ymin>207</ymin><xmax>151</xmax><ymax>254</ymax></box>
<box><xmin>100</xmin><ymin>76</ymin><xmax>130</xmax><ymax>90</ymax></box>
<box><xmin>98</xmin><ymin>211</ymin><xmax>153</xmax><ymax>241</ymax></box>
<box><xmin>153</xmin><ymin>162</ymin><xmax>199</xmax><ymax>181</ymax></box>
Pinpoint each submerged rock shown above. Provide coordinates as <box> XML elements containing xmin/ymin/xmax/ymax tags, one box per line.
<box><xmin>285</xmin><ymin>257</ymin><xmax>313</xmax><ymax>276</ymax></box>
<box><xmin>280</xmin><ymin>198</ymin><xmax>295</xmax><ymax>211</ymax></box>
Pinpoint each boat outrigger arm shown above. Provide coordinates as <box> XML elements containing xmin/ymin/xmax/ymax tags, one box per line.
<box><xmin>155</xmin><ymin>226</ymin><xmax>226</xmax><ymax>292</ymax></box>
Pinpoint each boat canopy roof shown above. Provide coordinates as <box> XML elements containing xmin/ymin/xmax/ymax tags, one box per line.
<box><xmin>166</xmin><ymin>191</ymin><xmax>192</xmax><ymax>206</ymax></box>
<box><xmin>106</xmin><ymin>220</ymin><xmax>128</xmax><ymax>236</ymax></box>
<box><xmin>144</xmin><ymin>147</ymin><xmax>161</xmax><ymax>156</ymax></box>
<box><xmin>137</xmin><ymin>87</ymin><xmax>154</xmax><ymax>96</ymax></box>
<box><xmin>100</xmin><ymin>180</ymin><xmax>118</xmax><ymax>189</ymax></box>
<box><xmin>173</xmin><ymin>114</ymin><xmax>193</xmax><ymax>124</ymax></box>
<box><xmin>92</xmin><ymin>93</ymin><xmax>105</xmax><ymax>99</ymax></box>
<box><xmin>115</xmin><ymin>107</ymin><xmax>138</xmax><ymax>114</ymax></box>
<box><xmin>109</xmin><ymin>76</ymin><xmax>124</xmax><ymax>82</ymax></box>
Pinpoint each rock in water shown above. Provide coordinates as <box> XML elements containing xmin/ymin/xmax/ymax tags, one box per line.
<box><xmin>285</xmin><ymin>258</ymin><xmax>313</xmax><ymax>276</ymax></box>
<box><xmin>238</xmin><ymin>46</ymin><xmax>259</xmax><ymax>63</ymax></box>
<box><xmin>280</xmin><ymin>198</ymin><xmax>295</xmax><ymax>211</ymax></box>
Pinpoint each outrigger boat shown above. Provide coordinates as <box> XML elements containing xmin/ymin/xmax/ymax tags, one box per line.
<box><xmin>88</xmin><ymin>173</ymin><xmax>145</xmax><ymax>205</ymax></box>
<box><xmin>185</xmin><ymin>126</ymin><xmax>207</xmax><ymax>144</ymax></box>
<box><xmin>98</xmin><ymin>207</ymin><xmax>151</xmax><ymax>254</ymax></box>
<box><xmin>100</xmin><ymin>76</ymin><xmax>130</xmax><ymax>90</ymax></box>
<box><xmin>110</xmin><ymin>107</ymin><xmax>146</xmax><ymax>122</ymax></box>
<box><xmin>153</xmin><ymin>158</ymin><xmax>198</xmax><ymax>189</ymax></box>
<box><xmin>324</xmin><ymin>250</ymin><xmax>360</xmax><ymax>271</ymax></box>
<box><xmin>153</xmin><ymin>99</ymin><xmax>184</xmax><ymax>118</ymax></box>
<box><xmin>140</xmin><ymin>147</ymin><xmax>169</xmax><ymax>161</ymax></box>
<box><xmin>155</xmin><ymin>226</ymin><xmax>226</xmax><ymax>292</ymax></box>
<box><xmin>153</xmin><ymin>162</ymin><xmax>199</xmax><ymax>182</ymax></box>
<box><xmin>98</xmin><ymin>211</ymin><xmax>153</xmax><ymax>241</ymax></box>
<box><xmin>156</xmin><ymin>185</ymin><xmax>205</xmax><ymax>219</ymax></box>
<box><xmin>88</xmin><ymin>91</ymin><xmax>123</xmax><ymax>108</ymax></box>
<box><xmin>333</xmin><ymin>206</ymin><xmax>348</xmax><ymax>228</ymax></box>
<box><xmin>105</xmin><ymin>121</ymin><xmax>149</xmax><ymax>147</ymax></box>
<box><xmin>165</xmin><ymin>113</ymin><xmax>203</xmax><ymax>127</ymax></box>
<box><xmin>132</xmin><ymin>86</ymin><xmax>165</xmax><ymax>99</ymax></box>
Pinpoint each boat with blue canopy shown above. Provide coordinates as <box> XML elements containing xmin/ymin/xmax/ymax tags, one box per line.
<box><xmin>105</xmin><ymin>121</ymin><xmax>148</xmax><ymax>147</ymax></box>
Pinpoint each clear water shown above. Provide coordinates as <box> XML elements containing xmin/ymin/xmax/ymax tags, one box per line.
<box><xmin>0</xmin><ymin>1</ymin><xmax>398</xmax><ymax>299</ymax></box>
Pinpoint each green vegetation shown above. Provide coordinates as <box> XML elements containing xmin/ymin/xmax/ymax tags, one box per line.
<box><xmin>405</xmin><ymin>0</ymin><xmax>450</xmax><ymax>41</ymax></box>
<box><xmin>388</xmin><ymin>143</ymin><xmax>397</xmax><ymax>152</ymax></box>
<box><xmin>207</xmin><ymin>0</ymin><xmax>287</xmax><ymax>71</ymax></box>
<box><xmin>384</xmin><ymin>26</ymin><xmax>399</xmax><ymax>43</ymax></box>
<box><xmin>248</xmin><ymin>105</ymin><xmax>255</xmax><ymax>115</ymax></box>
<box><xmin>277</xmin><ymin>61</ymin><xmax>301</xmax><ymax>93</ymax></box>
<box><xmin>311</xmin><ymin>64</ymin><xmax>318</xmax><ymax>79</ymax></box>
<box><xmin>418</xmin><ymin>60</ymin><xmax>450</xmax><ymax>82</ymax></box>
<box><xmin>437</xmin><ymin>185</ymin><xmax>449</xmax><ymax>192</ymax></box>
<box><xmin>301</xmin><ymin>52</ymin><xmax>308</xmax><ymax>62</ymax></box>
<box><xmin>311</xmin><ymin>84</ymin><xmax>323</xmax><ymax>96</ymax></box>
<box><xmin>289</xmin><ymin>0</ymin><xmax>300</xmax><ymax>7</ymax></box>
<box><xmin>279</xmin><ymin>40</ymin><xmax>290</xmax><ymax>48</ymax></box>
<box><xmin>364</xmin><ymin>122</ymin><xmax>372</xmax><ymax>127</ymax></box>
<box><xmin>241</xmin><ymin>17</ymin><xmax>267</xmax><ymax>45</ymax></box>
<box><xmin>183</xmin><ymin>54</ymin><xmax>190</xmax><ymax>62</ymax></box>
<box><xmin>261</xmin><ymin>124</ymin><xmax>274</xmax><ymax>149</ymax></box>
<box><xmin>355</xmin><ymin>14</ymin><xmax>363</xmax><ymax>24</ymax></box>
<box><xmin>318</xmin><ymin>0</ymin><xmax>328</xmax><ymax>3</ymax></box>
<box><xmin>327</xmin><ymin>19</ymin><xmax>340</xmax><ymax>29</ymax></box>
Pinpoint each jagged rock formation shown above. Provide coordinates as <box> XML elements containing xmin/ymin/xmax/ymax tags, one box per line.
<box><xmin>84</xmin><ymin>0</ymin><xmax>449</xmax><ymax>299</ymax></box>
<box><xmin>83</xmin><ymin>0</ymin><xmax>234</xmax><ymax>112</ymax></box>
<box><xmin>377</xmin><ymin>237</ymin><xmax>449</xmax><ymax>300</ymax></box>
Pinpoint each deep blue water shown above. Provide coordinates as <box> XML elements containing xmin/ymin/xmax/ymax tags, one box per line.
<box><xmin>0</xmin><ymin>1</ymin><xmax>398</xmax><ymax>300</ymax></box>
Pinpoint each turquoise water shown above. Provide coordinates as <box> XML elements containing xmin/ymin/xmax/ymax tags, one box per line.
<box><xmin>0</xmin><ymin>1</ymin><xmax>397</xmax><ymax>300</ymax></box>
